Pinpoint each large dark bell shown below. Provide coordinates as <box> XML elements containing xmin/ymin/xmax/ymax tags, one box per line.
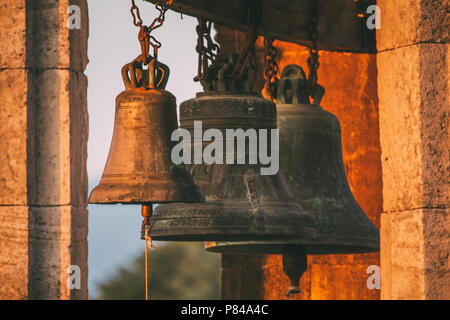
<box><xmin>89</xmin><ymin>60</ymin><xmax>204</xmax><ymax>205</ymax></box>
<box><xmin>149</xmin><ymin>89</ymin><xmax>316</xmax><ymax>242</ymax></box>
<box><xmin>206</xmin><ymin>64</ymin><xmax>379</xmax><ymax>254</ymax></box>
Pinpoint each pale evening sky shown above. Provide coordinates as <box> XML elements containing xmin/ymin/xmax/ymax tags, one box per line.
<box><xmin>85</xmin><ymin>0</ymin><xmax>203</xmax><ymax>298</ymax></box>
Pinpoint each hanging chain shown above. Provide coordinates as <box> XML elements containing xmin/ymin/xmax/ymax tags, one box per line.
<box><xmin>194</xmin><ymin>18</ymin><xmax>220</xmax><ymax>82</ymax></box>
<box><xmin>264</xmin><ymin>38</ymin><xmax>279</xmax><ymax>101</ymax></box>
<box><xmin>130</xmin><ymin>0</ymin><xmax>144</xmax><ymax>26</ymax></box>
<box><xmin>259</xmin><ymin>0</ymin><xmax>278</xmax><ymax>100</ymax></box>
<box><xmin>231</xmin><ymin>0</ymin><xmax>260</xmax><ymax>80</ymax></box>
<box><xmin>307</xmin><ymin>0</ymin><xmax>320</xmax><ymax>97</ymax></box>
<box><xmin>130</xmin><ymin>0</ymin><xmax>173</xmax><ymax>64</ymax></box>
<box><xmin>194</xmin><ymin>1</ymin><xmax>259</xmax><ymax>83</ymax></box>
<box><xmin>231</xmin><ymin>25</ymin><xmax>258</xmax><ymax>79</ymax></box>
<box><xmin>231</xmin><ymin>23</ymin><xmax>258</xmax><ymax>80</ymax></box>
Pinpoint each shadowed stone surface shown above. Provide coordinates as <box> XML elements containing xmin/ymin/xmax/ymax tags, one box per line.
<box><xmin>381</xmin><ymin>209</ymin><xmax>449</xmax><ymax>299</ymax></box>
<box><xmin>377</xmin><ymin>0</ymin><xmax>449</xmax><ymax>52</ymax></box>
<box><xmin>378</xmin><ymin>0</ymin><xmax>449</xmax><ymax>300</ymax></box>
<box><xmin>378</xmin><ymin>44</ymin><xmax>449</xmax><ymax>212</ymax></box>
<box><xmin>0</xmin><ymin>0</ymin><xmax>89</xmax><ymax>300</ymax></box>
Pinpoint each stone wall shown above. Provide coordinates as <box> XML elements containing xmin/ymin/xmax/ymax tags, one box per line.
<box><xmin>377</xmin><ymin>0</ymin><xmax>449</xmax><ymax>300</ymax></box>
<box><xmin>0</xmin><ymin>0</ymin><xmax>89</xmax><ymax>299</ymax></box>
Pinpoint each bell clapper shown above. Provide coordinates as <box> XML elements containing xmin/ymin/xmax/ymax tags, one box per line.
<box><xmin>282</xmin><ymin>245</ymin><xmax>308</xmax><ymax>298</ymax></box>
<box><xmin>141</xmin><ymin>204</ymin><xmax>154</xmax><ymax>246</ymax></box>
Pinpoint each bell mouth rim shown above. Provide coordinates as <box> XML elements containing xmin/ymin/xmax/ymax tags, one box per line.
<box><xmin>148</xmin><ymin>230</ymin><xmax>317</xmax><ymax>243</ymax></box>
<box><xmin>276</xmin><ymin>103</ymin><xmax>323</xmax><ymax>109</ymax></box>
<box><xmin>88</xmin><ymin>187</ymin><xmax>205</xmax><ymax>205</ymax></box>
<box><xmin>195</xmin><ymin>91</ymin><xmax>261</xmax><ymax>98</ymax></box>
<box><xmin>204</xmin><ymin>240</ymin><xmax>380</xmax><ymax>255</ymax></box>
<box><xmin>205</xmin><ymin>241</ymin><xmax>380</xmax><ymax>255</ymax></box>
<box><xmin>88</xmin><ymin>199</ymin><xmax>205</xmax><ymax>205</ymax></box>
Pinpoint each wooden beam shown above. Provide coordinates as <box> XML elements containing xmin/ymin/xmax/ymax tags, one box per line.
<box><xmin>145</xmin><ymin>0</ymin><xmax>376</xmax><ymax>53</ymax></box>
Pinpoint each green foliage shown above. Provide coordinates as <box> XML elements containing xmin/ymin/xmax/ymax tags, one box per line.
<box><xmin>96</xmin><ymin>242</ymin><xmax>221</xmax><ymax>300</ymax></box>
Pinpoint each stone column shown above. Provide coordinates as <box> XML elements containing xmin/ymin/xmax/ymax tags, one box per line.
<box><xmin>377</xmin><ymin>0</ymin><xmax>449</xmax><ymax>300</ymax></box>
<box><xmin>0</xmin><ymin>0</ymin><xmax>89</xmax><ymax>299</ymax></box>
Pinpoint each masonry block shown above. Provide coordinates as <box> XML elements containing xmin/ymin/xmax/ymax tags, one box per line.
<box><xmin>0</xmin><ymin>206</ymin><xmax>29</xmax><ymax>299</ymax></box>
<box><xmin>0</xmin><ymin>0</ymin><xmax>89</xmax><ymax>300</ymax></box>
<box><xmin>28</xmin><ymin>205</ymin><xmax>88</xmax><ymax>300</ymax></box>
<box><xmin>381</xmin><ymin>209</ymin><xmax>449</xmax><ymax>300</ymax></box>
<box><xmin>377</xmin><ymin>0</ymin><xmax>449</xmax><ymax>51</ymax></box>
<box><xmin>378</xmin><ymin>43</ymin><xmax>449</xmax><ymax>212</ymax></box>
<box><xmin>0</xmin><ymin>0</ymin><xmax>26</xmax><ymax>68</ymax></box>
<box><xmin>26</xmin><ymin>0</ymin><xmax>89</xmax><ymax>71</ymax></box>
<box><xmin>0</xmin><ymin>69</ymin><xmax>28</xmax><ymax>204</ymax></box>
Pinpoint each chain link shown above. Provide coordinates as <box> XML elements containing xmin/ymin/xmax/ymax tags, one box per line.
<box><xmin>264</xmin><ymin>38</ymin><xmax>279</xmax><ymax>101</ymax></box>
<box><xmin>194</xmin><ymin>19</ymin><xmax>220</xmax><ymax>82</ymax></box>
<box><xmin>130</xmin><ymin>0</ymin><xmax>173</xmax><ymax>64</ymax></box>
<box><xmin>231</xmin><ymin>25</ymin><xmax>258</xmax><ymax>80</ymax></box>
<box><xmin>194</xmin><ymin>1</ymin><xmax>259</xmax><ymax>83</ymax></box>
<box><xmin>231</xmin><ymin>0</ymin><xmax>260</xmax><ymax>80</ymax></box>
<box><xmin>130</xmin><ymin>0</ymin><xmax>143</xmax><ymax>26</ymax></box>
<box><xmin>307</xmin><ymin>0</ymin><xmax>320</xmax><ymax>96</ymax></box>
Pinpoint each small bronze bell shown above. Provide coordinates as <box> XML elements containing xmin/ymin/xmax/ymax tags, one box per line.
<box><xmin>89</xmin><ymin>58</ymin><xmax>204</xmax><ymax>209</ymax></box>
<box><xmin>206</xmin><ymin>64</ymin><xmax>380</xmax><ymax>295</ymax></box>
<box><xmin>149</xmin><ymin>54</ymin><xmax>317</xmax><ymax>242</ymax></box>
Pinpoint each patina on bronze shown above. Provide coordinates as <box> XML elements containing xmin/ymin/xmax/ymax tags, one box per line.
<box><xmin>206</xmin><ymin>65</ymin><xmax>380</xmax><ymax>255</ymax></box>
<box><xmin>145</xmin><ymin>0</ymin><xmax>376</xmax><ymax>53</ymax></box>
<box><xmin>149</xmin><ymin>53</ymin><xmax>317</xmax><ymax>242</ymax></box>
<box><xmin>205</xmin><ymin>64</ymin><xmax>379</xmax><ymax>296</ymax></box>
<box><xmin>90</xmin><ymin>0</ymin><xmax>204</xmax><ymax>208</ymax></box>
<box><xmin>89</xmin><ymin>59</ymin><xmax>204</xmax><ymax>212</ymax></box>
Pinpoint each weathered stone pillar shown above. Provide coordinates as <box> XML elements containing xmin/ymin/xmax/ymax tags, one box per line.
<box><xmin>377</xmin><ymin>0</ymin><xmax>449</xmax><ymax>300</ymax></box>
<box><xmin>0</xmin><ymin>0</ymin><xmax>89</xmax><ymax>299</ymax></box>
<box><xmin>216</xmin><ymin>26</ymin><xmax>382</xmax><ymax>300</ymax></box>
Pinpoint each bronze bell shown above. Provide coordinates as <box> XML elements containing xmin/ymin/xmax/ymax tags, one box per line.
<box><xmin>206</xmin><ymin>64</ymin><xmax>379</xmax><ymax>253</ymax></box>
<box><xmin>205</xmin><ymin>64</ymin><xmax>379</xmax><ymax>295</ymax></box>
<box><xmin>89</xmin><ymin>59</ymin><xmax>204</xmax><ymax>207</ymax></box>
<box><xmin>149</xmin><ymin>54</ymin><xmax>317</xmax><ymax>242</ymax></box>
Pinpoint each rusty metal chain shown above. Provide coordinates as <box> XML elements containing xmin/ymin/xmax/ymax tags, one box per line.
<box><xmin>194</xmin><ymin>1</ymin><xmax>259</xmax><ymax>83</ymax></box>
<box><xmin>231</xmin><ymin>0</ymin><xmax>260</xmax><ymax>80</ymax></box>
<box><xmin>307</xmin><ymin>0</ymin><xmax>320</xmax><ymax>96</ymax></box>
<box><xmin>130</xmin><ymin>0</ymin><xmax>144</xmax><ymax>26</ymax></box>
<box><xmin>130</xmin><ymin>0</ymin><xmax>173</xmax><ymax>64</ymax></box>
<box><xmin>259</xmin><ymin>0</ymin><xmax>278</xmax><ymax>100</ymax></box>
<box><xmin>194</xmin><ymin>18</ymin><xmax>220</xmax><ymax>82</ymax></box>
<box><xmin>264</xmin><ymin>38</ymin><xmax>279</xmax><ymax>101</ymax></box>
<box><xmin>231</xmin><ymin>24</ymin><xmax>258</xmax><ymax>80</ymax></box>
